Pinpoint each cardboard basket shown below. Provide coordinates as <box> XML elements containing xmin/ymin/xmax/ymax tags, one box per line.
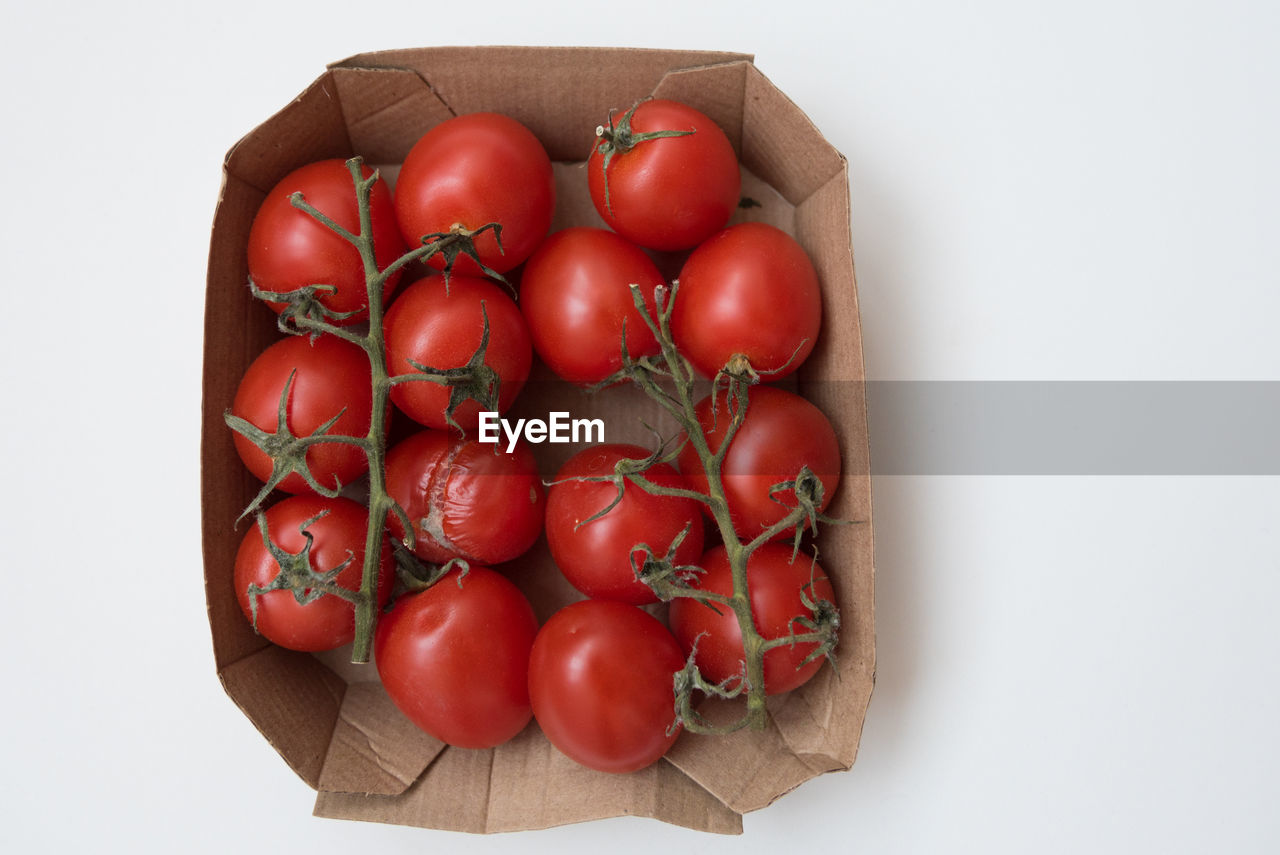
<box><xmin>202</xmin><ymin>46</ymin><xmax>875</xmax><ymax>834</ymax></box>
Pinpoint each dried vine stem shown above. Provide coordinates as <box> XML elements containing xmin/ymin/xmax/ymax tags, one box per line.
<box><xmin>224</xmin><ymin>156</ymin><xmax>503</xmax><ymax>663</ymax></box>
<box><xmin>592</xmin><ymin>282</ymin><xmax>843</xmax><ymax>734</ymax></box>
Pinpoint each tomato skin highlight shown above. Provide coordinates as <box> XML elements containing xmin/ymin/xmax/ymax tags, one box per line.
<box><xmin>384</xmin><ymin>430</ymin><xmax>545</xmax><ymax>567</ymax></box>
<box><xmin>669</xmin><ymin>544</ymin><xmax>837</xmax><ymax>695</ymax></box>
<box><xmin>395</xmin><ymin>113</ymin><xmax>555</xmax><ymax>275</ymax></box>
<box><xmin>383</xmin><ymin>273</ymin><xmax>532</xmax><ymax>432</ymax></box>
<box><xmin>587</xmin><ymin>99</ymin><xmax>739</xmax><ymax>251</ymax></box>
<box><xmin>529</xmin><ymin>600</ymin><xmax>684</xmax><ymax>773</ymax></box>
<box><xmin>519</xmin><ymin>227</ymin><xmax>664</xmax><ymax>386</ymax></box>
<box><xmin>671</xmin><ymin>222</ymin><xmax>821</xmax><ymax>380</ymax></box>
<box><xmin>248</xmin><ymin>159</ymin><xmax>405</xmax><ymax>324</ymax></box>
<box><xmin>546</xmin><ymin>444</ymin><xmax>705</xmax><ymax>604</ymax></box>
<box><xmin>678</xmin><ymin>385</ymin><xmax>841</xmax><ymax>541</ymax></box>
<box><xmin>233</xmin><ymin>495</ymin><xmax>394</xmax><ymax>652</ymax></box>
<box><xmin>230</xmin><ymin>334</ymin><xmax>374</xmax><ymax>494</ymax></box>
<box><xmin>375</xmin><ymin>566</ymin><xmax>538</xmax><ymax>748</ymax></box>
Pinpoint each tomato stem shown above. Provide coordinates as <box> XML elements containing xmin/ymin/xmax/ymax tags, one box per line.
<box><xmin>345</xmin><ymin>159</ymin><xmax>392</xmax><ymax>664</ymax></box>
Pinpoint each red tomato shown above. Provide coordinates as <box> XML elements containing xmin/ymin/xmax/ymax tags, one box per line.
<box><xmin>678</xmin><ymin>385</ymin><xmax>841</xmax><ymax>541</ymax></box>
<box><xmin>529</xmin><ymin>600</ymin><xmax>684</xmax><ymax>773</ymax></box>
<box><xmin>587</xmin><ymin>99</ymin><xmax>739</xmax><ymax>251</ymax></box>
<box><xmin>233</xmin><ymin>495</ymin><xmax>393</xmax><ymax>652</ymax></box>
<box><xmin>376</xmin><ymin>566</ymin><xmax>538</xmax><ymax>748</ymax></box>
<box><xmin>383</xmin><ymin>274</ymin><xmax>531</xmax><ymax>432</ymax></box>
<box><xmin>670</xmin><ymin>222</ymin><xmax>821</xmax><ymax>380</ymax></box>
<box><xmin>668</xmin><ymin>544</ymin><xmax>837</xmax><ymax>695</ymax></box>
<box><xmin>519</xmin><ymin>228</ymin><xmax>664</xmax><ymax>386</ymax></box>
<box><xmin>230</xmin><ymin>335</ymin><xmax>373</xmax><ymax>494</ymax></box>
<box><xmin>546</xmin><ymin>444</ymin><xmax>704</xmax><ymax>604</ymax></box>
<box><xmin>395</xmin><ymin>113</ymin><xmax>554</xmax><ymax>275</ymax></box>
<box><xmin>384</xmin><ymin>429</ymin><xmax>545</xmax><ymax>566</ymax></box>
<box><xmin>248</xmin><ymin>159</ymin><xmax>406</xmax><ymax>324</ymax></box>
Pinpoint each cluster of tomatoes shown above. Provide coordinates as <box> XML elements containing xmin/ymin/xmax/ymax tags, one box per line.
<box><xmin>227</xmin><ymin>100</ymin><xmax>842</xmax><ymax>775</ymax></box>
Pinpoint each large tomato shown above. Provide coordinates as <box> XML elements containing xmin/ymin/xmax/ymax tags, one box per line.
<box><xmin>383</xmin><ymin>273</ymin><xmax>531</xmax><ymax>432</ymax></box>
<box><xmin>528</xmin><ymin>600</ymin><xmax>684</xmax><ymax>774</ymax></box>
<box><xmin>395</xmin><ymin>113</ymin><xmax>554</xmax><ymax>275</ymax></box>
<box><xmin>668</xmin><ymin>544</ymin><xmax>837</xmax><ymax>695</ymax></box>
<box><xmin>230</xmin><ymin>334</ymin><xmax>373</xmax><ymax>494</ymax></box>
<box><xmin>234</xmin><ymin>495</ymin><xmax>393</xmax><ymax>652</ymax></box>
<box><xmin>678</xmin><ymin>385</ymin><xmax>841</xmax><ymax>541</ymax></box>
<box><xmin>384</xmin><ymin>429</ymin><xmax>545</xmax><ymax>566</ymax></box>
<box><xmin>376</xmin><ymin>566</ymin><xmax>538</xmax><ymax>748</ymax></box>
<box><xmin>519</xmin><ymin>227</ymin><xmax>664</xmax><ymax>386</ymax></box>
<box><xmin>248</xmin><ymin>159</ymin><xmax>406</xmax><ymax>324</ymax></box>
<box><xmin>587</xmin><ymin>99</ymin><xmax>739</xmax><ymax>251</ymax></box>
<box><xmin>546</xmin><ymin>444</ymin><xmax>704</xmax><ymax>604</ymax></box>
<box><xmin>670</xmin><ymin>222</ymin><xmax>821</xmax><ymax>380</ymax></box>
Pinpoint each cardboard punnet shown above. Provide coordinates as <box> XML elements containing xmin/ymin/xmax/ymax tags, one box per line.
<box><xmin>202</xmin><ymin>46</ymin><xmax>875</xmax><ymax>834</ymax></box>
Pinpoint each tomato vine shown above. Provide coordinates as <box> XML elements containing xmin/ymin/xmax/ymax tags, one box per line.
<box><xmin>580</xmin><ymin>282</ymin><xmax>848</xmax><ymax>733</ymax></box>
<box><xmin>225</xmin><ymin>156</ymin><xmax>504</xmax><ymax>663</ymax></box>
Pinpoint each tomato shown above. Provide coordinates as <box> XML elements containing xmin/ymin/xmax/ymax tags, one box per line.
<box><xmin>233</xmin><ymin>495</ymin><xmax>393</xmax><ymax>652</ymax></box>
<box><xmin>546</xmin><ymin>444</ymin><xmax>704</xmax><ymax>604</ymax></box>
<box><xmin>247</xmin><ymin>159</ymin><xmax>406</xmax><ymax>324</ymax></box>
<box><xmin>395</xmin><ymin>113</ymin><xmax>554</xmax><ymax>275</ymax></box>
<box><xmin>678</xmin><ymin>385</ymin><xmax>841</xmax><ymax>541</ymax></box>
<box><xmin>587</xmin><ymin>99</ymin><xmax>739</xmax><ymax>251</ymax></box>
<box><xmin>670</xmin><ymin>222</ymin><xmax>821</xmax><ymax>380</ymax></box>
<box><xmin>376</xmin><ymin>566</ymin><xmax>538</xmax><ymax>748</ymax></box>
<box><xmin>384</xmin><ymin>273</ymin><xmax>531</xmax><ymax>432</ymax></box>
<box><xmin>519</xmin><ymin>228</ymin><xmax>664</xmax><ymax>386</ymax></box>
<box><xmin>384</xmin><ymin>429</ymin><xmax>545</xmax><ymax>566</ymax></box>
<box><xmin>528</xmin><ymin>600</ymin><xmax>684</xmax><ymax>773</ymax></box>
<box><xmin>230</xmin><ymin>334</ymin><xmax>373</xmax><ymax>494</ymax></box>
<box><xmin>668</xmin><ymin>544</ymin><xmax>837</xmax><ymax>695</ymax></box>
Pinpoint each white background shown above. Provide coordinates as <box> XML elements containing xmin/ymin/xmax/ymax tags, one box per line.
<box><xmin>2</xmin><ymin>1</ymin><xmax>1277</xmax><ymax>852</ymax></box>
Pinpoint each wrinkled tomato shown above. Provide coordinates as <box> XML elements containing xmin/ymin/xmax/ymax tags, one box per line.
<box><xmin>384</xmin><ymin>429</ymin><xmax>545</xmax><ymax>566</ymax></box>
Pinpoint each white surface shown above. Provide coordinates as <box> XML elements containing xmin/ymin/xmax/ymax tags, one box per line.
<box><xmin>2</xmin><ymin>1</ymin><xmax>1278</xmax><ymax>852</ymax></box>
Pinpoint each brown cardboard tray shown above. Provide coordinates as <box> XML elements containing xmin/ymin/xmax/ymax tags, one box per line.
<box><xmin>202</xmin><ymin>46</ymin><xmax>875</xmax><ymax>834</ymax></box>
